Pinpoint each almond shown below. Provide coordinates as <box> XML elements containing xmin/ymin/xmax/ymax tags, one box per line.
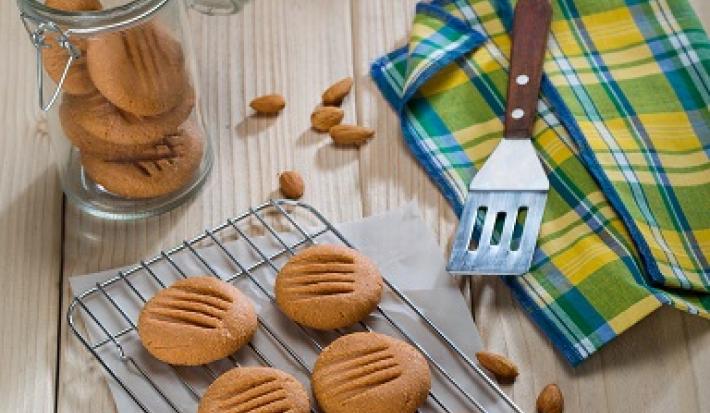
<box><xmin>249</xmin><ymin>94</ymin><xmax>285</xmax><ymax>114</ymax></box>
<box><xmin>537</xmin><ymin>384</ymin><xmax>564</xmax><ymax>413</ymax></box>
<box><xmin>322</xmin><ymin>77</ymin><xmax>353</xmax><ymax>106</ymax></box>
<box><xmin>329</xmin><ymin>124</ymin><xmax>375</xmax><ymax>146</ymax></box>
<box><xmin>311</xmin><ymin>106</ymin><xmax>345</xmax><ymax>132</ymax></box>
<box><xmin>475</xmin><ymin>351</ymin><xmax>519</xmax><ymax>383</ymax></box>
<box><xmin>279</xmin><ymin>170</ymin><xmax>304</xmax><ymax>199</ymax></box>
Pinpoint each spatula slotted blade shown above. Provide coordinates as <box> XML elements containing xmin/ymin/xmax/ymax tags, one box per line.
<box><xmin>447</xmin><ymin>0</ymin><xmax>552</xmax><ymax>276</ymax></box>
<box><xmin>447</xmin><ymin>139</ymin><xmax>548</xmax><ymax>275</ymax></box>
<box><xmin>448</xmin><ymin>190</ymin><xmax>546</xmax><ymax>275</ymax></box>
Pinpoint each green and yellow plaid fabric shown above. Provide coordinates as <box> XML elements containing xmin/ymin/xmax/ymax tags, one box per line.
<box><xmin>371</xmin><ymin>0</ymin><xmax>710</xmax><ymax>365</ymax></box>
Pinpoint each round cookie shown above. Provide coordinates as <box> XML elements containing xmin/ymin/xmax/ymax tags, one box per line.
<box><xmin>198</xmin><ymin>367</ymin><xmax>310</xmax><ymax>413</ymax></box>
<box><xmin>42</xmin><ymin>0</ymin><xmax>103</xmax><ymax>95</ymax></box>
<box><xmin>138</xmin><ymin>276</ymin><xmax>257</xmax><ymax>366</ymax></box>
<box><xmin>59</xmin><ymin>87</ymin><xmax>194</xmax><ymax>158</ymax></box>
<box><xmin>87</xmin><ymin>22</ymin><xmax>188</xmax><ymax>116</ymax></box>
<box><xmin>81</xmin><ymin>123</ymin><xmax>204</xmax><ymax>199</ymax></box>
<box><xmin>312</xmin><ymin>332</ymin><xmax>431</xmax><ymax>413</ymax></box>
<box><xmin>275</xmin><ymin>244</ymin><xmax>383</xmax><ymax>330</ymax></box>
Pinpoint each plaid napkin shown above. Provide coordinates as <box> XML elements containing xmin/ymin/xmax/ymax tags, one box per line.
<box><xmin>371</xmin><ymin>0</ymin><xmax>710</xmax><ymax>365</ymax></box>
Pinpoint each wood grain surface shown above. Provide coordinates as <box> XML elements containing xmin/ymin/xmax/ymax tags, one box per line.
<box><xmin>0</xmin><ymin>7</ymin><xmax>63</xmax><ymax>413</ymax></box>
<box><xmin>0</xmin><ymin>1</ymin><xmax>708</xmax><ymax>412</ymax></box>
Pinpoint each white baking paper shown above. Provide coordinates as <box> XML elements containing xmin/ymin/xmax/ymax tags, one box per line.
<box><xmin>69</xmin><ymin>204</ymin><xmax>508</xmax><ymax>413</ymax></box>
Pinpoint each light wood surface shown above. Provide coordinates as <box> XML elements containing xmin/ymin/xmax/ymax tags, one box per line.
<box><xmin>0</xmin><ymin>6</ymin><xmax>63</xmax><ymax>413</ymax></box>
<box><xmin>0</xmin><ymin>1</ymin><xmax>708</xmax><ymax>412</ymax></box>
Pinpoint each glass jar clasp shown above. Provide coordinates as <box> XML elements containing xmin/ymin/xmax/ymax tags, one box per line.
<box><xmin>188</xmin><ymin>0</ymin><xmax>250</xmax><ymax>16</ymax></box>
<box><xmin>20</xmin><ymin>12</ymin><xmax>80</xmax><ymax>112</ymax></box>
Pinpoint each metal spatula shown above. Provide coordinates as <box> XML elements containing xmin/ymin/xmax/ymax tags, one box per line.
<box><xmin>447</xmin><ymin>0</ymin><xmax>552</xmax><ymax>276</ymax></box>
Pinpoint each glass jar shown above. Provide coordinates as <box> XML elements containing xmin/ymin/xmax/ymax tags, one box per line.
<box><xmin>17</xmin><ymin>0</ymin><xmax>213</xmax><ymax>220</ymax></box>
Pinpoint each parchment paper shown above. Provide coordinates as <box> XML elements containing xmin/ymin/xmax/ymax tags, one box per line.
<box><xmin>69</xmin><ymin>204</ymin><xmax>508</xmax><ymax>413</ymax></box>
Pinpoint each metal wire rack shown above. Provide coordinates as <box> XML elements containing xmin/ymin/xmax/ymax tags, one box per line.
<box><xmin>68</xmin><ymin>200</ymin><xmax>524</xmax><ymax>413</ymax></box>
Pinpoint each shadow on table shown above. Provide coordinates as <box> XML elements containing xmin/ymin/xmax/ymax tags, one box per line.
<box><xmin>61</xmin><ymin>189</ymin><xmax>193</xmax><ymax>278</ymax></box>
<box><xmin>0</xmin><ymin>166</ymin><xmax>62</xmax><ymax>270</ymax></box>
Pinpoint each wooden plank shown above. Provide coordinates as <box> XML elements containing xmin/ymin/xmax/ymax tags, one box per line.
<box><xmin>55</xmin><ymin>1</ymin><xmax>360</xmax><ymax>411</ymax></box>
<box><xmin>683</xmin><ymin>309</ymin><xmax>710</xmax><ymax>412</ymax></box>
<box><xmin>0</xmin><ymin>3</ymin><xmax>63</xmax><ymax>413</ymax></box>
<box><xmin>351</xmin><ymin>0</ymin><xmax>457</xmax><ymax>243</ymax></box>
<box><xmin>350</xmin><ymin>0</ymin><xmax>471</xmax><ymax>314</ymax></box>
<box><xmin>691</xmin><ymin>0</ymin><xmax>710</xmax><ymax>30</ymax></box>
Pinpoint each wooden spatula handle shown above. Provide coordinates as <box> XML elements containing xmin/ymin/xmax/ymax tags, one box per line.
<box><xmin>504</xmin><ymin>0</ymin><xmax>552</xmax><ymax>140</ymax></box>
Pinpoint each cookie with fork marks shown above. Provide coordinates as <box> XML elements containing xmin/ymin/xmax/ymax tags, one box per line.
<box><xmin>80</xmin><ymin>122</ymin><xmax>203</xmax><ymax>199</ymax></box>
<box><xmin>198</xmin><ymin>367</ymin><xmax>310</xmax><ymax>413</ymax></box>
<box><xmin>312</xmin><ymin>332</ymin><xmax>431</xmax><ymax>413</ymax></box>
<box><xmin>138</xmin><ymin>276</ymin><xmax>256</xmax><ymax>365</ymax></box>
<box><xmin>275</xmin><ymin>244</ymin><xmax>383</xmax><ymax>330</ymax></box>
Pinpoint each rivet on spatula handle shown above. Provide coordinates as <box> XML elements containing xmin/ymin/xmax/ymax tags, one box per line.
<box><xmin>504</xmin><ymin>0</ymin><xmax>552</xmax><ymax>140</ymax></box>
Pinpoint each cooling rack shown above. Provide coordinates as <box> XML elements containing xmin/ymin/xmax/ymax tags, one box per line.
<box><xmin>67</xmin><ymin>199</ymin><xmax>524</xmax><ymax>413</ymax></box>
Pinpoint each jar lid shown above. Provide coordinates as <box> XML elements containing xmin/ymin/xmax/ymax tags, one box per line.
<box><xmin>18</xmin><ymin>0</ymin><xmax>171</xmax><ymax>36</ymax></box>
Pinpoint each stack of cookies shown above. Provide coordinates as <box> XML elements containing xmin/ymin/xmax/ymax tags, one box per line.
<box><xmin>46</xmin><ymin>0</ymin><xmax>203</xmax><ymax>199</ymax></box>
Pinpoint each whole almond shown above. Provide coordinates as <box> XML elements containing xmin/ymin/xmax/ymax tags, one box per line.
<box><xmin>475</xmin><ymin>351</ymin><xmax>519</xmax><ymax>383</ymax></box>
<box><xmin>329</xmin><ymin>124</ymin><xmax>375</xmax><ymax>146</ymax></box>
<box><xmin>311</xmin><ymin>106</ymin><xmax>345</xmax><ymax>132</ymax></box>
<box><xmin>279</xmin><ymin>171</ymin><xmax>304</xmax><ymax>199</ymax></box>
<box><xmin>322</xmin><ymin>77</ymin><xmax>353</xmax><ymax>106</ymax></box>
<box><xmin>537</xmin><ymin>384</ymin><xmax>564</xmax><ymax>413</ymax></box>
<box><xmin>249</xmin><ymin>94</ymin><xmax>285</xmax><ymax>114</ymax></box>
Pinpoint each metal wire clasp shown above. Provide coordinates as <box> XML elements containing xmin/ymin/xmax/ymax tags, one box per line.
<box><xmin>20</xmin><ymin>12</ymin><xmax>81</xmax><ymax>111</ymax></box>
<box><xmin>188</xmin><ymin>0</ymin><xmax>249</xmax><ymax>16</ymax></box>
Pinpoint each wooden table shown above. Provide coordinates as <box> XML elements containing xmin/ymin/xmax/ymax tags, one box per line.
<box><xmin>1</xmin><ymin>1</ymin><xmax>708</xmax><ymax>412</ymax></box>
